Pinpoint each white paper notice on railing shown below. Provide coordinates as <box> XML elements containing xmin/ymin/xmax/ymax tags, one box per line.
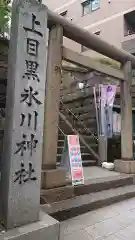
<box><xmin>113</xmin><ymin>112</ymin><xmax>121</xmax><ymax>134</ymax></box>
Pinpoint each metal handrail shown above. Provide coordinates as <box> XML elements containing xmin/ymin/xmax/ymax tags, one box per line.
<box><xmin>58</xmin><ymin>126</ymin><xmax>65</xmax><ymax>136</ymax></box>
<box><xmin>59</xmin><ymin>111</ymin><xmax>99</xmax><ymax>160</ymax></box>
<box><xmin>60</xmin><ymin>100</ymin><xmax>98</xmax><ymax>141</ymax></box>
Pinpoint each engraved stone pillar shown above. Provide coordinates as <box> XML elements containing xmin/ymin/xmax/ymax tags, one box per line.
<box><xmin>0</xmin><ymin>0</ymin><xmax>47</xmax><ymax>229</ymax></box>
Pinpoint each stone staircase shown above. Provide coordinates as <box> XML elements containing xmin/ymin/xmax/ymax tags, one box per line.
<box><xmin>57</xmin><ymin>77</ymin><xmax>135</xmax><ymax>166</ymax></box>
<box><xmin>41</xmin><ymin>173</ymin><xmax>135</xmax><ymax>220</ymax></box>
<box><xmin>57</xmin><ymin>91</ymin><xmax>100</xmax><ymax>166</ymax></box>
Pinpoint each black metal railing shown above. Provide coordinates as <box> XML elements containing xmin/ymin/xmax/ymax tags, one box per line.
<box><xmin>60</xmin><ymin>100</ymin><xmax>98</xmax><ymax>142</ymax></box>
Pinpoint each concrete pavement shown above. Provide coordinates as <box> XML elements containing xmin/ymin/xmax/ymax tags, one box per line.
<box><xmin>60</xmin><ymin>197</ymin><xmax>135</xmax><ymax>240</ymax></box>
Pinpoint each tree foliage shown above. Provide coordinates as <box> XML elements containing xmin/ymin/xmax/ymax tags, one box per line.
<box><xmin>0</xmin><ymin>0</ymin><xmax>11</xmax><ymax>37</ymax></box>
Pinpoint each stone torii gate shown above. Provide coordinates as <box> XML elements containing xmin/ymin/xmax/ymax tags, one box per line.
<box><xmin>42</xmin><ymin>6</ymin><xmax>135</xmax><ymax>189</ymax></box>
<box><xmin>0</xmin><ymin>0</ymin><xmax>135</xmax><ymax>239</ymax></box>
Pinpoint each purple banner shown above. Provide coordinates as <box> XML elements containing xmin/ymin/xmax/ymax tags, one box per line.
<box><xmin>100</xmin><ymin>85</ymin><xmax>117</xmax><ymax>138</ymax></box>
<box><xmin>101</xmin><ymin>85</ymin><xmax>117</xmax><ymax>107</ymax></box>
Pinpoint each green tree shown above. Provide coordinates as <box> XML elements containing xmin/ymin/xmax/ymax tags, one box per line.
<box><xmin>0</xmin><ymin>0</ymin><xmax>11</xmax><ymax>37</ymax></box>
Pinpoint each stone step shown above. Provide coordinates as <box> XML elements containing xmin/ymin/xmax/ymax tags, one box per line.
<box><xmin>81</xmin><ymin>159</ymin><xmax>97</xmax><ymax>167</ymax></box>
<box><xmin>81</xmin><ymin>152</ymin><xmax>98</xmax><ymax>158</ymax></box>
<box><xmin>57</xmin><ymin>150</ymin><xmax>98</xmax><ymax>161</ymax></box>
<box><xmin>77</xmin><ymin>128</ymin><xmax>97</xmax><ymax>136</ymax></box>
<box><xmin>70</xmin><ymin>104</ymin><xmax>95</xmax><ymax>115</ymax></box>
<box><xmin>60</xmin><ymin>105</ymin><xmax>94</xmax><ymax>113</ymax></box>
<box><xmin>65</xmin><ymin>99</ymin><xmax>94</xmax><ymax>109</ymax></box>
<box><xmin>57</xmin><ymin>154</ymin><xmax>63</xmax><ymax>161</ymax></box>
<box><xmin>75</xmin><ymin>117</ymin><xmax>97</xmax><ymax>124</ymax></box>
<box><xmin>58</xmin><ymin>126</ymin><xmax>97</xmax><ymax>141</ymax></box>
<box><xmin>75</xmin><ymin>118</ymin><xmax>97</xmax><ymax>129</ymax></box>
<box><xmin>41</xmin><ymin>174</ymin><xmax>134</xmax><ymax>204</ymax></box>
<box><xmin>83</xmin><ymin>135</ymin><xmax>98</xmax><ymax>143</ymax></box>
<box><xmin>59</xmin><ymin>113</ymin><xmax>97</xmax><ymax>132</ymax></box>
<box><xmin>57</xmin><ymin>155</ymin><xmax>97</xmax><ymax>165</ymax></box>
<box><xmin>81</xmin><ymin>143</ymin><xmax>98</xmax><ymax>150</ymax></box>
<box><xmin>56</xmin><ymin>158</ymin><xmax>97</xmax><ymax>167</ymax></box>
<box><xmin>62</xmin><ymin>92</ymin><xmax>92</xmax><ymax>104</ymax></box>
<box><xmin>41</xmin><ymin>182</ymin><xmax>135</xmax><ymax>221</ymax></box>
<box><xmin>58</xmin><ymin>139</ymin><xmax>65</xmax><ymax>146</ymax></box>
<box><xmin>41</xmin><ymin>185</ymin><xmax>74</xmax><ymax>204</ymax></box>
<box><xmin>63</xmin><ymin>95</ymin><xmax>135</xmax><ymax>110</ymax></box>
<box><xmin>62</xmin><ymin>89</ymin><xmax>135</xmax><ymax>105</ymax></box>
<box><xmin>67</xmin><ymin>105</ymin><xmax>95</xmax><ymax>114</ymax></box>
<box><xmin>57</xmin><ymin>146</ymin><xmax>64</xmax><ymax>154</ymax></box>
<box><xmin>77</xmin><ymin>113</ymin><xmax>96</xmax><ymax>121</ymax></box>
<box><xmin>58</xmin><ymin>134</ymin><xmax>65</xmax><ymax>140</ymax></box>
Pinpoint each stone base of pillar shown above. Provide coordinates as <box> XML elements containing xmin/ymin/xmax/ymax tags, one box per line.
<box><xmin>114</xmin><ymin>159</ymin><xmax>135</xmax><ymax>174</ymax></box>
<box><xmin>41</xmin><ymin>168</ymin><xmax>67</xmax><ymax>189</ymax></box>
<box><xmin>0</xmin><ymin>212</ymin><xmax>59</xmax><ymax>240</ymax></box>
<box><xmin>41</xmin><ymin>185</ymin><xmax>74</xmax><ymax>204</ymax></box>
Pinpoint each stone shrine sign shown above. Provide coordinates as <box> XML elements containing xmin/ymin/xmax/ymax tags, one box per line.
<box><xmin>1</xmin><ymin>0</ymin><xmax>47</xmax><ymax>229</ymax></box>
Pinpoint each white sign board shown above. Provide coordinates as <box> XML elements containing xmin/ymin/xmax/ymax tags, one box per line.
<box><xmin>61</xmin><ymin>135</ymin><xmax>84</xmax><ymax>186</ymax></box>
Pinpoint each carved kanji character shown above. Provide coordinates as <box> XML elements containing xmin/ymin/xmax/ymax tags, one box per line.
<box><xmin>20</xmin><ymin>111</ymin><xmax>38</xmax><ymax>130</ymax></box>
<box><xmin>14</xmin><ymin>134</ymin><xmax>38</xmax><ymax>157</ymax></box>
<box><xmin>23</xmin><ymin>13</ymin><xmax>43</xmax><ymax>37</ymax></box>
<box><xmin>23</xmin><ymin>162</ymin><xmax>37</xmax><ymax>183</ymax></box>
<box><xmin>23</xmin><ymin>60</ymin><xmax>40</xmax><ymax>82</ymax></box>
<box><xmin>14</xmin><ymin>134</ymin><xmax>27</xmax><ymax>156</ymax></box>
<box><xmin>14</xmin><ymin>161</ymin><xmax>37</xmax><ymax>185</ymax></box>
<box><xmin>27</xmin><ymin>134</ymin><xmax>38</xmax><ymax>157</ymax></box>
<box><xmin>27</xmin><ymin>38</ymin><xmax>39</xmax><ymax>57</ymax></box>
<box><xmin>20</xmin><ymin>86</ymin><xmax>42</xmax><ymax>107</ymax></box>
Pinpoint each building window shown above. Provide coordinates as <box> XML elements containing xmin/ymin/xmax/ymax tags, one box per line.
<box><xmin>82</xmin><ymin>0</ymin><xmax>100</xmax><ymax>16</ymax></box>
<box><xmin>92</xmin><ymin>0</ymin><xmax>100</xmax><ymax>12</ymax></box>
<box><xmin>124</xmin><ymin>10</ymin><xmax>135</xmax><ymax>36</ymax></box>
<box><xmin>60</xmin><ymin>10</ymin><xmax>67</xmax><ymax>17</ymax></box>
<box><xmin>82</xmin><ymin>0</ymin><xmax>91</xmax><ymax>16</ymax></box>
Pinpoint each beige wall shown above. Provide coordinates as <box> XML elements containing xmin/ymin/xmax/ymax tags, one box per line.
<box><xmin>43</xmin><ymin>0</ymin><xmax>135</xmax><ymax>56</ymax></box>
